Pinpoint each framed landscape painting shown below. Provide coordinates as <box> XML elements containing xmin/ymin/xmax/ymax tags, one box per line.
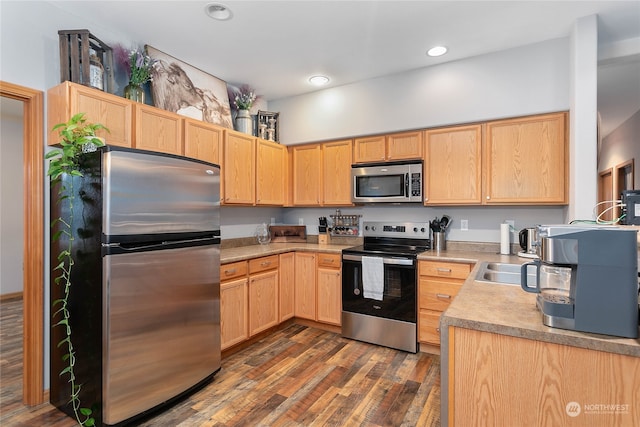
<box><xmin>145</xmin><ymin>45</ymin><xmax>233</xmax><ymax>129</ymax></box>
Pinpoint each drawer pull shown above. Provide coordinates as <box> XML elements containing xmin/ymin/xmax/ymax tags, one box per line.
<box><xmin>224</xmin><ymin>268</ymin><xmax>237</xmax><ymax>275</ymax></box>
<box><xmin>323</xmin><ymin>258</ymin><xmax>334</xmax><ymax>263</ymax></box>
<box><xmin>436</xmin><ymin>293</ymin><xmax>451</xmax><ymax>299</ymax></box>
<box><xmin>260</xmin><ymin>261</ymin><xmax>271</xmax><ymax>267</ymax></box>
<box><xmin>436</xmin><ymin>268</ymin><xmax>452</xmax><ymax>273</ymax></box>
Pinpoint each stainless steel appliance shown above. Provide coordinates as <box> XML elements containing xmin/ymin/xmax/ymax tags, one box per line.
<box><xmin>50</xmin><ymin>146</ymin><xmax>221</xmax><ymax>426</ymax></box>
<box><xmin>351</xmin><ymin>161</ymin><xmax>423</xmax><ymax>203</ymax></box>
<box><xmin>518</xmin><ymin>227</ymin><xmax>539</xmax><ymax>258</ymax></box>
<box><xmin>520</xmin><ymin>224</ymin><xmax>638</xmax><ymax>338</ymax></box>
<box><xmin>342</xmin><ymin>221</ymin><xmax>430</xmax><ymax>352</ymax></box>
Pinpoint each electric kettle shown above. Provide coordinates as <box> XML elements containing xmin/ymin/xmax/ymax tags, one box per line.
<box><xmin>519</xmin><ymin>227</ymin><xmax>537</xmax><ymax>254</ymax></box>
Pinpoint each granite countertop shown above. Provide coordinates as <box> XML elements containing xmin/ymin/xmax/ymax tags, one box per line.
<box><xmin>221</xmin><ymin>243</ymin><xmax>639</xmax><ymax>357</ymax></box>
<box><xmin>221</xmin><ymin>242</ymin><xmax>353</xmax><ymax>264</ymax></box>
<box><xmin>430</xmin><ymin>250</ymin><xmax>640</xmax><ymax>357</ymax></box>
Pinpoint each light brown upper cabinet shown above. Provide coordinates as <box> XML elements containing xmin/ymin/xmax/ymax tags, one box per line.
<box><xmin>291</xmin><ymin>144</ymin><xmax>322</xmax><ymax>205</ymax></box>
<box><xmin>223</xmin><ymin>130</ymin><xmax>255</xmax><ymax>205</ymax></box>
<box><xmin>322</xmin><ymin>139</ymin><xmax>353</xmax><ymax>206</ymax></box>
<box><xmin>134</xmin><ymin>104</ymin><xmax>183</xmax><ymax>155</ymax></box>
<box><xmin>353</xmin><ymin>135</ymin><xmax>386</xmax><ymax>163</ymax></box>
<box><xmin>386</xmin><ymin>130</ymin><xmax>423</xmax><ymax>161</ymax></box>
<box><xmin>47</xmin><ymin>81</ymin><xmax>132</xmax><ymax>147</ymax></box>
<box><xmin>256</xmin><ymin>139</ymin><xmax>287</xmax><ymax>205</ymax></box>
<box><xmin>484</xmin><ymin>112</ymin><xmax>567</xmax><ymax>205</ymax></box>
<box><xmin>424</xmin><ymin>125</ymin><xmax>482</xmax><ymax>205</ymax></box>
<box><xmin>184</xmin><ymin>118</ymin><xmax>223</xmax><ymax>165</ymax></box>
<box><xmin>353</xmin><ymin>131</ymin><xmax>422</xmax><ymax>163</ymax></box>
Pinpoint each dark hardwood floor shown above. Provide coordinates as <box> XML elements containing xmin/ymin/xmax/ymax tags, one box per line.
<box><xmin>1</xmin><ymin>299</ymin><xmax>441</xmax><ymax>426</ymax></box>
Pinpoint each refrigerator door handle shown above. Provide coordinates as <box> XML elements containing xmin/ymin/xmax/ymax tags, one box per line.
<box><xmin>103</xmin><ymin>237</ymin><xmax>220</xmax><ymax>253</ymax></box>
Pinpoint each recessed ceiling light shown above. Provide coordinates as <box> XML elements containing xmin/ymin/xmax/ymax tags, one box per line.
<box><xmin>205</xmin><ymin>2</ymin><xmax>232</xmax><ymax>20</ymax></box>
<box><xmin>427</xmin><ymin>46</ymin><xmax>448</xmax><ymax>57</ymax></box>
<box><xmin>309</xmin><ymin>75</ymin><xmax>330</xmax><ymax>86</ymax></box>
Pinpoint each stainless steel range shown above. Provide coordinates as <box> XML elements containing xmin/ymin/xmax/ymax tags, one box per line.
<box><xmin>341</xmin><ymin>221</ymin><xmax>430</xmax><ymax>353</ymax></box>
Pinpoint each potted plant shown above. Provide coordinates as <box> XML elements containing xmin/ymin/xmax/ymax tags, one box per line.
<box><xmin>114</xmin><ymin>44</ymin><xmax>155</xmax><ymax>103</ymax></box>
<box><xmin>228</xmin><ymin>84</ymin><xmax>260</xmax><ymax>135</ymax></box>
<box><xmin>46</xmin><ymin>112</ymin><xmax>108</xmax><ymax>427</ymax></box>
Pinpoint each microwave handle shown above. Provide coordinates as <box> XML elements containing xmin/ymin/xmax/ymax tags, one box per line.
<box><xmin>405</xmin><ymin>173</ymin><xmax>409</xmax><ymax>198</ymax></box>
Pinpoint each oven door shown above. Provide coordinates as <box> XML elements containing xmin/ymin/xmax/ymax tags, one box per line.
<box><xmin>341</xmin><ymin>253</ymin><xmax>416</xmax><ymax>323</ymax></box>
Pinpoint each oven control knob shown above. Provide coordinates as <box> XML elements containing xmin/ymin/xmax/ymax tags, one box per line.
<box><xmin>421</xmin><ymin>227</ymin><xmax>426</xmax><ymax>233</ymax></box>
<box><xmin>413</xmin><ymin>227</ymin><xmax>418</xmax><ymax>232</ymax></box>
<box><xmin>371</xmin><ymin>226</ymin><xmax>376</xmax><ymax>231</ymax></box>
<box><xmin>364</xmin><ymin>225</ymin><xmax>369</xmax><ymax>231</ymax></box>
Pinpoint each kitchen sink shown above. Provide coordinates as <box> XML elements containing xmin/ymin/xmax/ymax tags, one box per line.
<box><xmin>474</xmin><ymin>261</ymin><xmax>537</xmax><ymax>286</ymax></box>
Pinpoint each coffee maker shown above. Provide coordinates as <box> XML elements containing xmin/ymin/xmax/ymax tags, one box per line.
<box><xmin>520</xmin><ymin>224</ymin><xmax>638</xmax><ymax>338</ymax></box>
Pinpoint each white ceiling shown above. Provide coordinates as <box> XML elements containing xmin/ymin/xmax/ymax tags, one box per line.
<box><xmin>30</xmin><ymin>1</ymin><xmax>640</xmax><ymax>136</ymax></box>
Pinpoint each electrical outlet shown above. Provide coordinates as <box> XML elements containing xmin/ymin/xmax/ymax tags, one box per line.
<box><xmin>461</xmin><ymin>219</ymin><xmax>468</xmax><ymax>231</ymax></box>
<box><xmin>270</xmin><ymin>217</ymin><xmax>276</xmax><ymax>225</ymax></box>
<box><xmin>298</xmin><ymin>217</ymin><xmax>304</xmax><ymax>225</ymax></box>
<box><xmin>505</xmin><ymin>219</ymin><xmax>515</xmax><ymax>230</ymax></box>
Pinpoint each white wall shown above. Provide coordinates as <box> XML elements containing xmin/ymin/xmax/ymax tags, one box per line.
<box><xmin>270</xmin><ymin>38</ymin><xmax>570</xmax><ymax>144</ymax></box>
<box><xmin>0</xmin><ymin>99</ymin><xmax>25</xmax><ymax>295</ymax></box>
<box><xmin>568</xmin><ymin>14</ymin><xmax>599</xmax><ymax>223</ymax></box>
<box><xmin>599</xmin><ymin>109</ymin><xmax>640</xmax><ymax>189</ymax></box>
<box><xmin>283</xmin><ymin>205</ymin><xmax>564</xmax><ymax>246</ymax></box>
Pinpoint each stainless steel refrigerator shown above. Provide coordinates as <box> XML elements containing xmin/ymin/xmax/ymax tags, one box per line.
<box><xmin>50</xmin><ymin>146</ymin><xmax>221</xmax><ymax>426</ymax></box>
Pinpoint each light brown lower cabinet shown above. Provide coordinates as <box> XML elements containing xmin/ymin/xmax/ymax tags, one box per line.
<box><xmin>294</xmin><ymin>252</ymin><xmax>317</xmax><ymax>320</ymax></box>
<box><xmin>248</xmin><ymin>255</ymin><xmax>279</xmax><ymax>336</ymax></box>
<box><xmin>447</xmin><ymin>327</ymin><xmax>640</xmax><ymax>427</ymax></box>
<box><xmin>316</xmin><ymin>253</ymin><xmax>342</xmax><ymax>326</ymax></box>
<box><xmin>418</xmin><ymin>261</ymin><xmax>471</xmax><ymax>346</ymax></box>
<box><xmin>222</xmin><ymin>251</ymin><xmax>344</xmax><ymax>350</ymax></box>
<box><xmin>279</xmin><ymin>252</ymin><xmax>295</xmax><ymax>322</ymax></box>
<box><xmin>220</xmin><ymin>261</ymin><xmax>248</xmax><ymax>350</ymax></box>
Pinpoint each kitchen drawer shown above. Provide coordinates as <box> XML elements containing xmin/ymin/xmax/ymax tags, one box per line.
<box><xmin>317</xmin><ymin>252</ymin><xmax>341</xmax><ymax>269</ymax></box>
<box><xmin>249</xmin><ymin>255</ymin><xmax>279</xmax><ymax>274</ymax></box>
<box><xmin>419</xmin><ymin>260</ymin><xmax>472</xmax><ymax>280</ymax></box>
<box><xmin>419</xmin><ymin>277</ymin><xmax>462</xmax><ymax>311</ymax></box>
<box><xmin>419</xmin><ymin>309</ymin><xmax>443</xmax><ymax>345</ymax></box>
<box><xmin>221</xmin><ymin>261</ymin><xmax>248</xmax><ymax>281</ymax></box>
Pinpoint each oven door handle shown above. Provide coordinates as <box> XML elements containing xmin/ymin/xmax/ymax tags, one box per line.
<box><xmin>342</xmin><ymin>254</ymin><xmax>414</xmax><ymax>266</ymax></box>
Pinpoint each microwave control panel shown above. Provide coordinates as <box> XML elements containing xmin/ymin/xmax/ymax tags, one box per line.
<box><xmin>411</xmin><ymin>173</ymin><xmax>421</xmax><ymax>197</ymax></box>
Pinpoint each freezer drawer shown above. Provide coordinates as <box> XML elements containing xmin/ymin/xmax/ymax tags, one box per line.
<box><xmin>102</xmin><ymin>244</ymin><xmax>220</xmax><ymax>425</ymax></box>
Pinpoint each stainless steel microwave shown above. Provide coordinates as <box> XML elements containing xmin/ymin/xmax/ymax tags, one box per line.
<box><xmin>351</xmin><ymin>161</ymin><xmax>423</xmax><ymax>203</ymax></box>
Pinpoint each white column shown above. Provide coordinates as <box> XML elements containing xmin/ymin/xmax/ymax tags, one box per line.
<box><xmin>568</xmin><ymin>14</ymin><xmax>599</xmax><ymax>222</ymax></box>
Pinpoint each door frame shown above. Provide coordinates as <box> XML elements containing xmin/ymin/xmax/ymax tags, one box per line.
<box><xmin>0</xmin><ymin>81</ymin><xmax>45</xmax><ymax>405</ymax></box>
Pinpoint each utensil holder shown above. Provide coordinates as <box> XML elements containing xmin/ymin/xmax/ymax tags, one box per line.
<box><xmin>433</xmin><ymin>232</ymin><xmax>446</xmax><ymax>251</ymax></box>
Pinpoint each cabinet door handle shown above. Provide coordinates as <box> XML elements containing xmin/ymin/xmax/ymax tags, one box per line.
<box><xmin>436</xmin><ymin>327</ymin><xmax>441</xmax><ymax>333</ymax></box>
<box><xmin>436</xmin><ymin>268</ymin><xmax>452</xmax><ymax>273</ymax></box>
<box><xmin>224</xmin><ymin>268</ymin><xmax>237</xmax><ymax>275</ymax></box>
<box><xmin>436</xmin><ymin>293</ymin><xmax>451</xmax><ymax>299</ymax></box>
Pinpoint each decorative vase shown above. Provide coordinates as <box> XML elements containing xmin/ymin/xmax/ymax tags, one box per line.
<box><xmin>124</xmin><ymin>83</ymin><xmax>145</xmax><ymax>103</ymax></box>
<box><xmin>235</xmin><ymin>109</ymin><xmax>252</xmax><ymax>135</ymax></box>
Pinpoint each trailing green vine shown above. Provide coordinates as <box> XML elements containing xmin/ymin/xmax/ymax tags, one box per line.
<box><xmin>46</xmin><ymin>112</ymin><xmax>108</xmax><ymax>427</ymax></box>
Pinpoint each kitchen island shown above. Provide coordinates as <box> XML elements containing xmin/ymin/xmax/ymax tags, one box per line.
<box><xmin>428</xmin><ymin>250</ymin><xmax>640</xmax><ymax>427</ymax></box>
